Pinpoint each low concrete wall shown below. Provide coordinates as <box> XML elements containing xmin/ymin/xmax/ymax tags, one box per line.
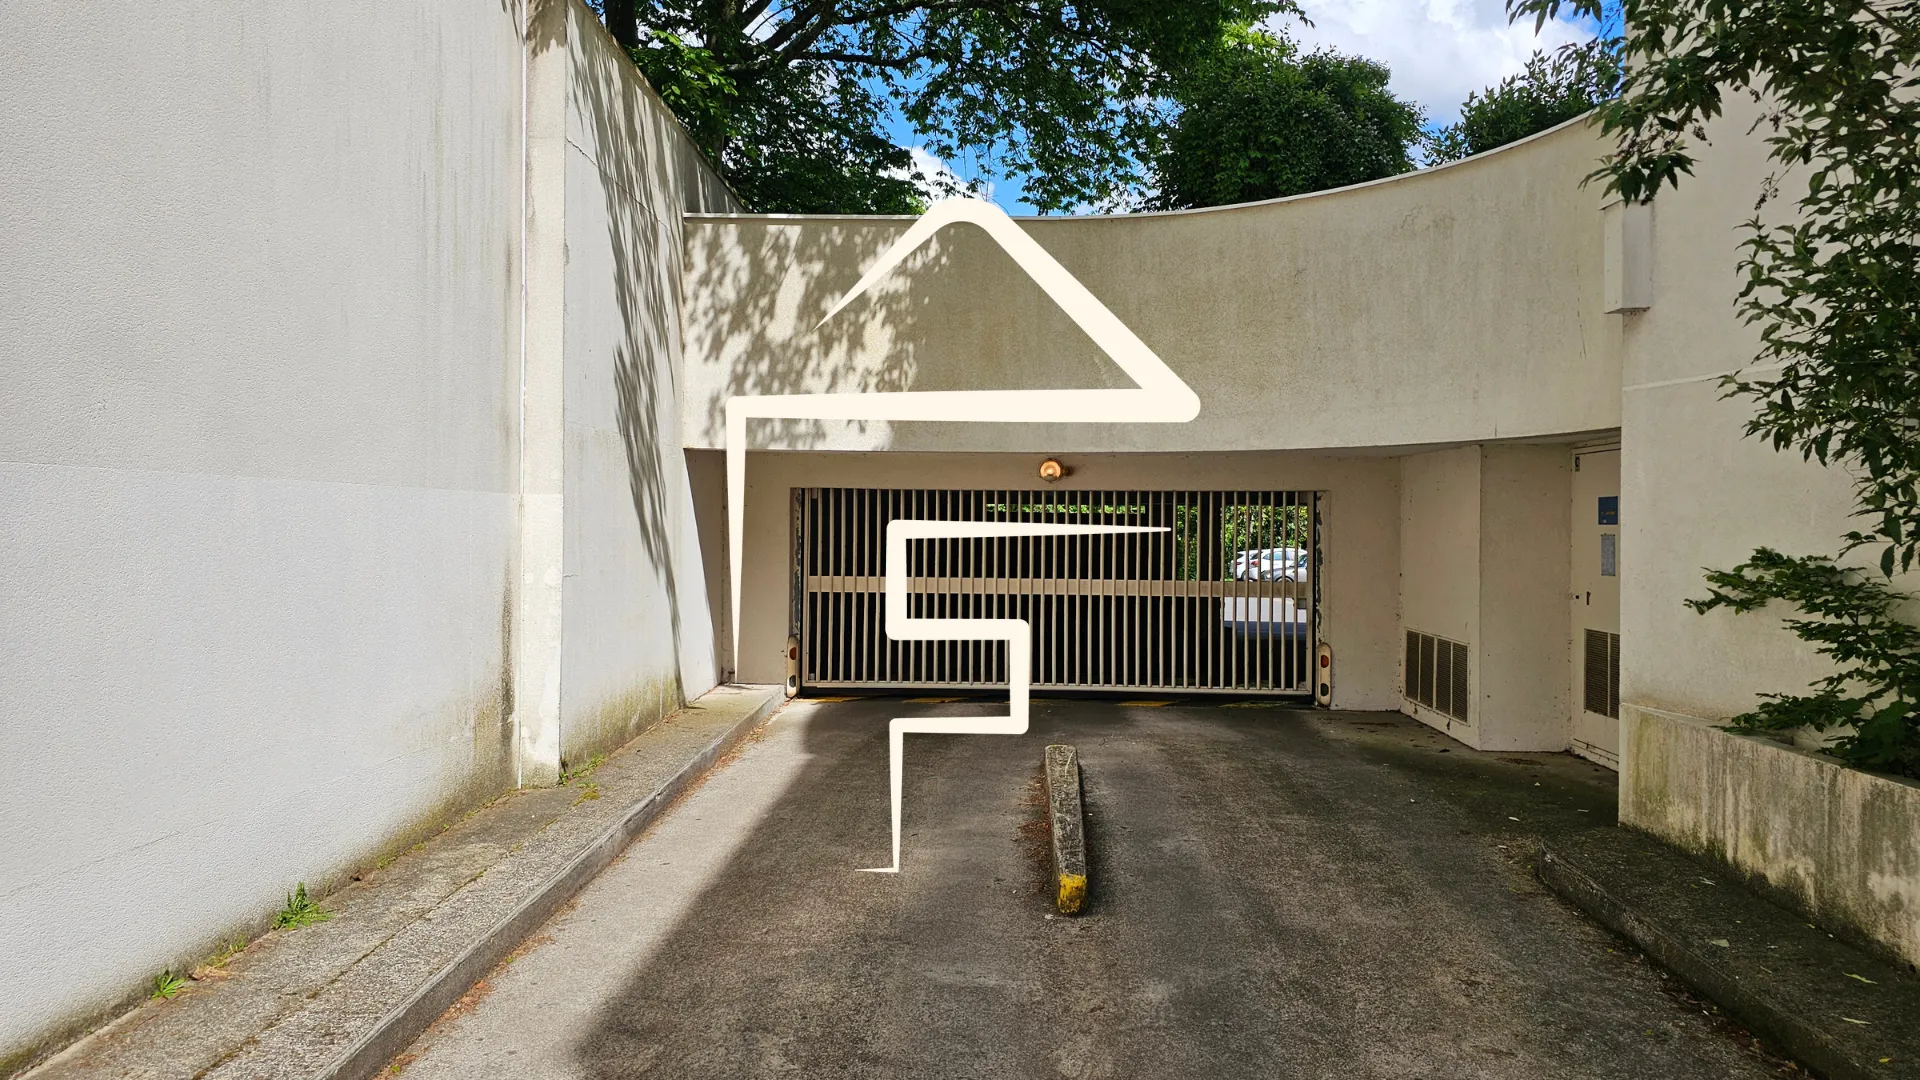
<box><xmin>1621</xmin><ymin>705</ymin><xmax>1920</xmax><ymax>967</ymax></box>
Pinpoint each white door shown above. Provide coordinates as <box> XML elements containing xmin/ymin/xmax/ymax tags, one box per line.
<box><xmin>1570</xmin><ymin>448</ymin><xmax>1621</xmax><ymax>768</ymax></box>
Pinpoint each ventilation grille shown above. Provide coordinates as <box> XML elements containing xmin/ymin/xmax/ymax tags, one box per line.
<box><xmin>1404</xmin><ymin>629</ymin><xmax>1470</xmax><ymax>721</ymax></box>
<box><xmin>1584</xmin><ymin>629</ymin><xmax>1621</xmax><ymax>718</ymax></box>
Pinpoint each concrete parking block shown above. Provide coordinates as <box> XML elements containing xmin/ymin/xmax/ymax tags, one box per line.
<box><xmin>1045</xmin><ymin>744</ymin><xmax>1088</xmax><ymax>915</ymax></box>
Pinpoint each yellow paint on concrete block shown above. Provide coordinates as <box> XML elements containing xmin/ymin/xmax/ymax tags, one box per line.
<box><xmin>1056</xmin><ymin>872</ymin><xmax>1087</xmax><ymax>915</ymax></box>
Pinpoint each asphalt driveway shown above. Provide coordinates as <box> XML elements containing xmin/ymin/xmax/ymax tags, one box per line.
<box><xmin>394</xmin><ymin>698</ymin><xmax>1792</xmax><ymax>1079</ymax></box>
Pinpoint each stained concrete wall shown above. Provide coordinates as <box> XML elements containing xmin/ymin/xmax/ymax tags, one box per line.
<box><xmin>530</xmin><ymin>1</ymin><xmax>739</xmax><ymax>771</ymax></box>
<box><xmin>1399</xmin><ymin>448</ymin><xmax>1483</xmax><ymax>712</ymax></box>
<box><xmin>1399</xmin><ymin>446</ymin><xmax>1572</xmax><ymax>751</ymax></box>
<box><xmin>679</xmin><ymin>118</ymin><xmax>1621</xmax><ymax>456</ymax></box>
<box><xmin>1477</xmin><ymin>446</ymin><xmax>1574</xmax><ymax>749</ymax></box>
<box><xmin>1613</xmin><ymin>94</ymin><xmax>1871</xmax><ymax>728</ymax></box>
<box><xmin>0</xmin><ymin>0</ymin><xmax>732</xmax><ymax>1066</ymax></box>
<box><xmin>1622</xmin><ymin>707</ymin><xmax>1920</xmax><ymax>968</ymax></box>
<box><xmin>722</xmin><ymin>450</ymin><xmax>1403</xmax><ymax>710</ymax></box>
<box><xmin>1608</xmin><ymin>93</ymin><xmax>1920</xmax><ymax>966</ymax></box>
<box><xmin>0</xmin><ymin>2</ymin><xmax>525</xmax><ymax>1063</ymax></box>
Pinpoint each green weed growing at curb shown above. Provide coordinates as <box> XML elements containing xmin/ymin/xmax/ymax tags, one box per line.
<box><xmin>150</xmin><ymin>970</ymin><xmax>188</xmax><ymax>1000</ymax></box>
<box><xmin>563</xmin><ymin>753</ymin><xmax>607</xmax><ymax>805</ymax></box>
<box><xmin>560</xmin><ymin>753</ymin><xmax>605</xmax><ymax>785</ymax></box>
<box><xmin>273</xmin><ymin>882</ymin><xmax>332</xmax><ymax>929</ymax></box>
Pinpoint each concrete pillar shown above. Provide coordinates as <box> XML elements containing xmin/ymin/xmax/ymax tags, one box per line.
<box><xmin>1399</xmin><ymin>444</ymin><xmax>1572</xmax><ymax>751</ymax></box>
<box><xmin>511</xmin><ymin>0</ymin><xmax>571</xmax><ymax>786</ymax></box>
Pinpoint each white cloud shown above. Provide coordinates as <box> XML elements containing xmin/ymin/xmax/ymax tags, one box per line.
<box><xmin>1270</xmin><ymin>0</ymin><xmax>1594</xmax><ymax>125</ymax></box>
<box><xmin>889</xmin><ymin>147</ymin><xmax>994</xmax><ymax>202</ymax></box>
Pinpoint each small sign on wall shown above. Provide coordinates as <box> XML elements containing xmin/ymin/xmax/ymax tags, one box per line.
<box><xmin>1598</xmin><ymin>496</ymin><xmax>1619</xmax><ymax>525</ymax></box>
<box><xmin>1601</xmin><ymin>533</ymin><xmax>1617</xmax><ymax>577</ymax></box>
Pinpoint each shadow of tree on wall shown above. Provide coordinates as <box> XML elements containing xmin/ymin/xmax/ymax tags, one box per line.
<box><xmin>679</xmin><ymin>210</ymin><xmax>1170</xmax><ymax>459</ymax></box>
<box><xmin>568</xmin><ymin>8</ymin><xmax>695</xmax><ymax>721</ymax></box>
<box><xmin>680</xmin><ymin>215</ymin><xmax>945</xmax><ymax>454</ymax></box>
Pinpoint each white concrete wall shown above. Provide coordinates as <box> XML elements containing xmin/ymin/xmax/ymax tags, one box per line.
<box><xmin>0</xmin><ymin>0</ymin><xmax>734</xmax><ymax>1065</ymax></box>
<box><xmin>0</xmin><ymin>2</ymin><xmax>526</xmax><ymax>1064</ymax></box>
<box><xmin>1477</xmin><ymin>446</ymin><xmax>1573</xmax><ymax>750</ymax></box>
<box><xmin>543</xmin><ymin>2</ymin><xmax>739</xmax><ymax>765</ymax></box>
<box><xmin>727</xmin><ymin>450</ymin><xmax>1403</xmax><ymax>709</ymax></box>
<box><xmin>1608</xmin><ymin>91</ymin><xmax>1920</xmax><ymax>962</ymax></box>
<box><xmin>1616</xmin><ymin>95</ymin><xmax>1917</xmax><ymax>733</ymax></box>
<box><xmin>680</xmin><ymin>118</ymin><xmax>1621</xmax><ymax>456</ymax></box>
<box><xmin>1399</xmin><ymin>448</ymin><xmax>1483</xmax><ymax>738</ymax></box>
<box><xmin>1615</xmin><ymin>96</ymin><xmax>1854</xmax><ymax>726</ymax></box>
<box><xmin>1398</xmin><ymin>446</ymin><xmax>1572</xmax><ymax>751</ymax></box>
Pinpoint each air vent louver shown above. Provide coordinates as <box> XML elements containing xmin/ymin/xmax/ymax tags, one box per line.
<box><xmin>1404</xmin><ymin>629</ymin><xmax>1470</xmax><ymax>721</ymax></box>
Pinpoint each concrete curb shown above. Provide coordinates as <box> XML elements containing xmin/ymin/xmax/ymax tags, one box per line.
<box><xmin>316</xmin><ymin>688</ymin><xmax>783</xmax><ymax>1080</ymax></box>
<box><xmin>1044</xmin><ymin>745</ymin><xmax>1088</xmax><ymax>915</ymax></box>
<box><xmin>1537</xmin><ymin>837</ymin><xmax>1920</xmax><ymax>1080</ymax></box>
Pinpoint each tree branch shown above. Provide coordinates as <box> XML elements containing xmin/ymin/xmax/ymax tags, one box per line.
<box><xmin>788</xmin><ymin>49</ymin><xmax>931</xmax><ymax>67</ymax></box>
<box><xmin>758</xmin><ymin>0</ymin><xmax>837</xmax><ymax>51</ymax></box>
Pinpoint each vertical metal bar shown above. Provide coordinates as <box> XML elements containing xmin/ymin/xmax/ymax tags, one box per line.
<box><xmin>1292</xmin><ymin>489</ymin><xmax>1303</xmax><ymax>691</ymax></box>
<box><xmin>939</xmin><ymin>488</ymin><xmax>949</xmax><ymax>683</ymax></box>
<box><xmin>1274</xmin><ymin>490</ymin><xmax>1290</xmax><ymax>687</ymax></box>
<box><xmin>1251</xmin><ymin>490</ymin><xmax>1262</xmax><ymax>691</ymax></box>
<box><xmin>1224</xmin><ymin>488</ymin><xmax>1235</xmax><ymax>692</ymax></box>
<box><xmin>1149</xmin><ymin>488</ymin><xmax>1158</xmax><ymax>690</ymax></box>
<box><xmin>1078</xmin><ymin>490</ymin><xmax>1087</xmax><ymax>686</ymax></box>
<box><xmin>828</xmin><ymin>487</ymin><xmax>840</xmax><ymax>684</ymax></box>
<box><xmin>866</xmin><ymin>487</ymin><xmax>877</xmax><ymax>682</ymax></box>
<box><xmin>1132</xmin><ymin>488</ymin><xmax>1143</xmax><ymax>690</ymax></box>
<box><xmin>908</xmin><ymin>488</ymin><xmax>919</xmax><ymax>685</ymax></box>
<box><xmin>1279</xmin><ymin>490</ymin><xmax>1289</xmax><ymax>691</ymax></box>
<box><xmin>1222</xmin><ymin>488</ymin><xmax>1233</xmax><ymax>691</ymax></box>
<box><xmin>882</xmin><ymin>488</ymin><xmax>893</xmax><ymax>683</ymax></box>
<box><xmin>849</xmin><ymin>487</ymin><xmax>860</xmax><ymax>684</ymax></box>
<box><xmin>800</xmin><ymin>490</ymin><xmax>812</xmax><ymax>684</ymax></box>
<box><xmin>869</xmin><ymin>488</ymin><xmax>879</xmax><ymax>684</ymax></box>
<box><xmin>1216</xmin><ymin>488</ymin><xmax>1226</xmax><ymax>691</ymax></box>
<box><xmin>836</xmin><ymin>485</ymin><xmax>846</xmax><ymax>684</ymax></box>
<box><xmin>1103</xmin><ymin>490</ymin><xmax>1113</xmax><ymax>689</ymax></box>
<box><xmin>1312</xmin><ymin>490</ymin><xmax>1323</xmax><ymax>696</ymax></box>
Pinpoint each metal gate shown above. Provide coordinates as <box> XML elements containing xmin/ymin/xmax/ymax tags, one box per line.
<box><xmin>792</xmin><ymin>488</ymin><xmax>1319</xmax><ymax>694</ymax></box>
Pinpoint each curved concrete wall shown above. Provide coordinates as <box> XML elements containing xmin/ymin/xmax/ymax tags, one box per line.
<box><xmin>680</xmin><ymin>119</ymin><xmax>1620</xmax><ymax>455</ymax></box>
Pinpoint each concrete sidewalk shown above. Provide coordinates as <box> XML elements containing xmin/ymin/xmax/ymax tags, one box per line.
<box><xmin>20</xmin><ymin>684</ymin><xmax>781</xmax><ymax>1080</ymax></box>
<box><xmin>1540</xmin><ymin>826</ymin><xmax>1920</xmax><ymax>1080</ymax></box>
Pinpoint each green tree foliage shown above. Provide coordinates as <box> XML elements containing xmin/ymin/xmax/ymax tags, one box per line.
<box><xmin>1687</xmin><ymin>551</ymin><xmax>1920</xmax><ymax>776</ymax></box>
<box><xmin>1510</xmin><ymin>0</ymin><xmax>1920</xmax><ymax>774</ymax></box>
<box><xmin>1146</xmin><ymin>31</ymin><xmax>1425</xmax><ymax>210</ymax></box>
<box><xmin>598</xmin><ymin>0</ymin><xmax>1293</xmax><ymax>214</ymax></box>
<box><xmin>1425</xmin><ymin>39</ymin><xmax>1620</xmax><ymax>163</ymax></box>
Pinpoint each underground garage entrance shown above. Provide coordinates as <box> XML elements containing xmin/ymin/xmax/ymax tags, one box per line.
<box><xmin>790</xmin><ymin>487</ymin><xmax>1319</xmax><ymax>696</ymax></box>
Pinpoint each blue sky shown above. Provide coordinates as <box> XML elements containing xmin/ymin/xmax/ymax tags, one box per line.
<box><xmin>881</xmin><ymin>0</ymin><xmax>1601</xmax><ymax>215</ymax></box>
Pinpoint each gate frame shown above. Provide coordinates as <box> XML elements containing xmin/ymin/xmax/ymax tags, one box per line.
<box><xmin>788</xmin><ymin>486</ymin><xmax>1324</xmax><ymax>698</ymax></box>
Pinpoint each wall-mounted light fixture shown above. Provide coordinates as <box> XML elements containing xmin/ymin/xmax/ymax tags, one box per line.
<box><xmin>1038</xmin><ymin>458</ymin><xmax>1067</xmax><ymax>483</ymax></box>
